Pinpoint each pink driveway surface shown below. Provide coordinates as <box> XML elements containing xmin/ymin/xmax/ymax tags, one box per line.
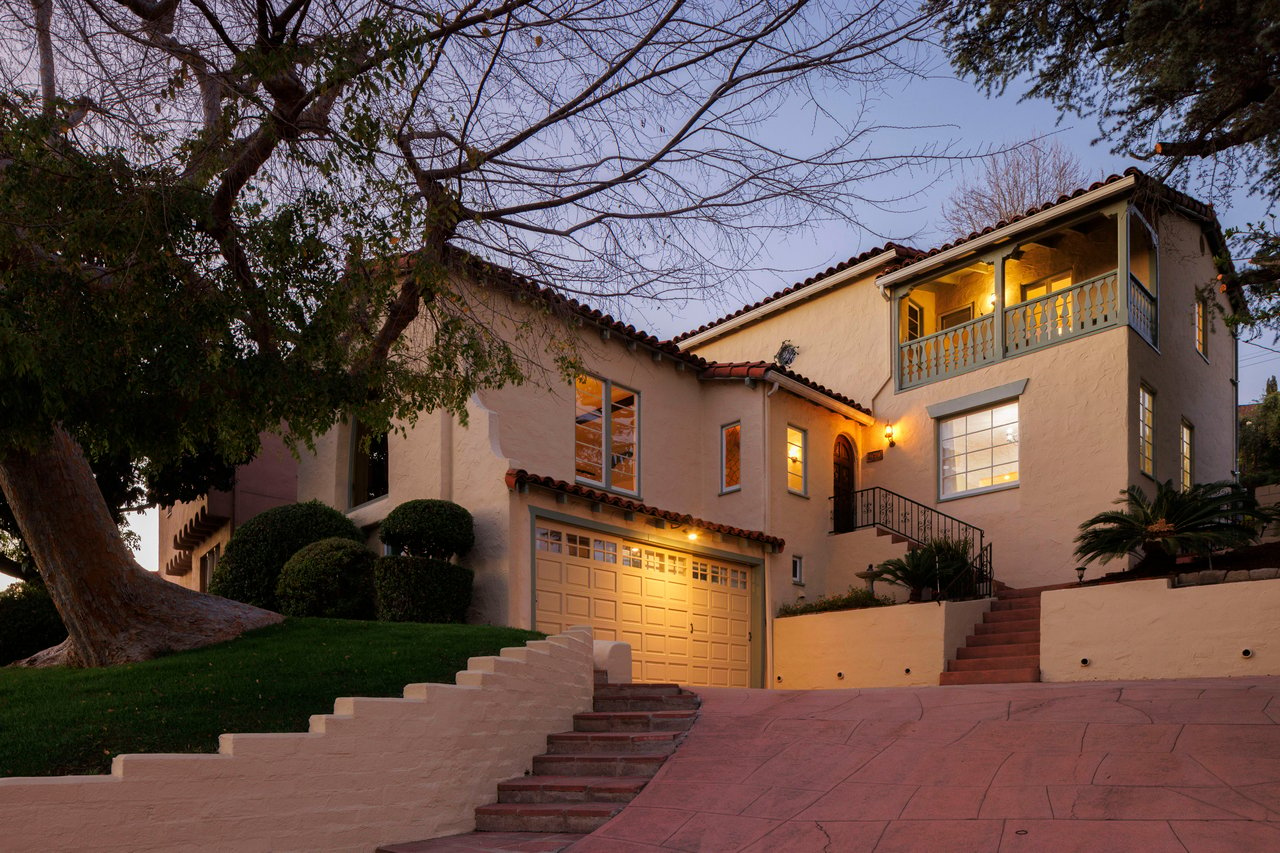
<box><xmin>566</xmin><ymin>678</ymin><xmax>1280</xmax><ymax>852</ymax></box>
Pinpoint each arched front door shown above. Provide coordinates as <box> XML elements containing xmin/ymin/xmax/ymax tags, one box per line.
<box><xmin>833</xmin><ymin>435</ymin><xmax>856</xmax><ymax>533</ymax></box>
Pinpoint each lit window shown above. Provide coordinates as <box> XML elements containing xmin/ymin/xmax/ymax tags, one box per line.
<box><xmin>791</xmin><ymin>555</ymin><xmax>804</xmax><ymax>585</ymax></box>
<box><xmin>575</xmin><ymin>375</ymin><xmax>639</xmax><ymax>493</ymax></box>
<box><xmin>939</xmin><ymin>402</ymin><xmax>1019</xmax><ymax>498</ymax></box>
<box><xmin>786</xmin><ymin>426</ymin><xmax>807</xmax><ymax>494</ymax></box>
<box><xmin>351</xmin><ymin>421</ymin><xmax>389</xmax><ymax>507</ymax></box>
<box><xmin>1195</xmin><ymin>299</ymin><xmax>1209</xmax><ymax>357</ymax></box>
<box><xmin>1139</xmin><ymin>385</ymin><xmax>1156</xmax><ymax>477</ymax></box>
<box><xmin>721</xmin><ymin>422</ymin><xmax>742</xmax><ymax>493</ymax></box>
<box><xmin>905</xmin><ymin>300</ymin><xmax>923</xmax><ymax>341</ymax></box>
<box><xmin>1181</xmin><ymin>421</ymin><xmax>1194</xmax><ymax>491</ymax></box>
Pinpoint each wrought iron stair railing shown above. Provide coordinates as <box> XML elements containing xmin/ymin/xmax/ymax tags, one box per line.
<box><xmin>833</xmin><ymin>486</ymin><xmax>993</xmax><ymax>600</ymax></box>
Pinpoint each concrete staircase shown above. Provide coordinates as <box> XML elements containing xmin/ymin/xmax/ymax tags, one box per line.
<box><xmin>377</xmin><ymin>675</ymin><xmax>698</xmax><ymax>850</ymax></box>
<box><xmin>473</xmin><ymin>679</ymin><xmax>697</xmax><ymax>833</ymax></box>
<box><xmin>940</xmin><ymin>584</ymin><xmax>1066</xmax><ymax>685</ymax></box>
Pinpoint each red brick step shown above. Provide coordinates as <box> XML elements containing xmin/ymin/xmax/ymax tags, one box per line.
<box><xmin>573</xmin><ymin>710</ymin><xmax>696</xmax><ymax>732</ymax></box>
<box><xmin>956</xmin><ymin>642</ymin><xmax>1039</xmax><ymax>660</ymax></box>
<box><xmin>496</xmin><ymin>776</ymin><xmax>649</xmax><ymax>804</ymax></box>
<box><xmin>940</xmin><ymin>666</ymin><xmax>1041</xmax><ymax>685</ymax></box>
<box><xmin>546</xmin><ymin>731</ymin><xmax>680</xmax><ymax>754</ymax></box>
<box><xmin>474</xmin><ymin>802</ymin><xmax>623</xmax><ymax>834</ymax></box>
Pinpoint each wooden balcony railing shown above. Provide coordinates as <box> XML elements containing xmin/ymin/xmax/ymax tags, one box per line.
<box><xmin>897</xmin><ymin>269</ymin><xmax>1158</xmax><ymax>390</ymax></box>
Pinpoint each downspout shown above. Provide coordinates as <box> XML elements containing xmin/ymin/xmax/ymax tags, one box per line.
<box><xmin>762</xmin><ymin>380</ymin><xmax>775</xmax><ymax>688</ymax></box>
<box><xmin>440</xmin><ymin>410</ymin><xmax>454</xmax><ymax>501</ymax></box>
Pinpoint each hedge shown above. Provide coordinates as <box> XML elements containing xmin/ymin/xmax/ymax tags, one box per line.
<box><xmin>276</xmin><ymin>538</ymin><xmax>376</xmax><ymax>619</ymax></box>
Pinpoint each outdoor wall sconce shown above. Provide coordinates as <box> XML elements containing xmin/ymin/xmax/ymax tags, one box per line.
<box><xmin>884</xmin><ymin>425</ymin><xmax>896</xmax><ymax>447</ymax></box>
<box><xmin>1076</xmin><ymin>566</ymin><xmax>1086</xmax><ymax>583</ymax></box>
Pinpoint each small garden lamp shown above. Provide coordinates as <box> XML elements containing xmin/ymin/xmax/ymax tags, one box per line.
<box><xmin>1076</xmin><ymin>566</ymin><xmax>1086</xmax><ymax>584</ymax></box>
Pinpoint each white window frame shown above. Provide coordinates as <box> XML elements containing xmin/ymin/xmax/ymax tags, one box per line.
<box><xmin>786</xmin><ymin>425</ymin><xmax>807</xmax><ymax>496</ymax></box>
<box><xmin>720</xmin><ymin>421</ymin><xmax>742</xmax><ymax>494</ymax></box>
<box><xmin>791</xmin><ymin>555</ymin><xmax>804</xmax><ymax>585</ymax></box>
<box><xmin>937</xmin><ymin>401</ymin><xmax>1020</xmax><ymax>501</ymax></box>
<box><xmin>574</xmin><ymin>374</ymin><xmax>641</xmax><ymax>495</ymax></box>
<box><xmin>1139</xmin><ymin>384</ymin><xmax>1156</xmax><ymax>479</ymax></box>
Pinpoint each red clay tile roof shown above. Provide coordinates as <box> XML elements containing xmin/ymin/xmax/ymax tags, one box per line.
<box><xmin>699</xmin><ymin>361</ymin><xmax>871</xmax><ymax>416</ymax></box>
<box><xmin>505</xmin><ymin>469</ymin><xmax>785</xmax><ymax>549</ymax></box>
<box><xmin>881</xmin><ymin>167</ymin><xmax>1222</xmax><ymax>277</ymax></box>
<box><xmin>671</xmin><ymin>243</ymin><xmax>921</xmax><ymax>343</ymax></box>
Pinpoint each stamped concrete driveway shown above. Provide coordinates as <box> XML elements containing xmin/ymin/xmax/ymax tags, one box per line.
<box><xmin>566</xmin><ymin>677</ymin><xmax>1280</xmax><ymax>852</ymax></box>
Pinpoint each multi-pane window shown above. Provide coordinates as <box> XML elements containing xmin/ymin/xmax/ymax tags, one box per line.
<box><xmin>1195</xmin><ymin>298</ymin><xmax>1209</xmax><ymax>357</ymax></box>
<box><xmin>535</xmin><ymin>527</ymin><xmax>563</xmax><ymax>553</ymax></box>
<box><xmin>939</xmin><ymin>402</ymin><xmax>1019</xmax><ymax>498</ymax></box>
<box><xmin>791</xmin><ymin>555</ymin><xmax>804</xmax><ymax>584</ymax></box>
<box><xmin>622</xmin><ymin>544</ymin><xmax>643</xmax><ymax>567</ymax></box>
<box><xmin>575</xmin><ymin>375</ymin><xmax>639</xmax><ymax>493</ymax></box>
<box><xmin>198</xmin><ymin>544</ymin><xmax>221</xmax><ymax>593</ymax></box>
<box><xmin>1180</xmin><ymin>421</ymin><xmax>1194</xmax><ymax>491</ymax></box>
<box><xmin>905</xmin><ymin>301</ymin><xmax>923</xmax><ymax>340</ymax></box>
<box><xmin>1139</xmin><ymin>385</ymin><xmax>1156</xmax><ymax>477</ymax></box>
<box><xmin>351</xmin><ymin>421</ymin><xmax>389</xmax><ymax>507</ymax></box>
<box><xmin>566</xmin><ymin>532</ymin><xmax>591</xmax><ymax>558</ymax></box>
<box><xmin>786</xmin><ymin>426</ymin><xmax>807</xmax><ymax>494</ymax></box>
<box><xmin>592</xmin><ymin>539</ymin><xmax>617</xmax><ymax>563</ymax></box>
<box><xmin>721</xmin><ymin>423</ymin><xmax>742</xmax><ymax>493</ymax></box>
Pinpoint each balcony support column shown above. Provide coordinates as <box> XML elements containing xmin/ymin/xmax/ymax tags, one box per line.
<box><xmin>992</xmin><ymin>257</ymin><xmax>1005</xmax><ymax>359</ymax></box>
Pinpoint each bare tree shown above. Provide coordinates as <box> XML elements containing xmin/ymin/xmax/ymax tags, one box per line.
<box><xmin>940</xmin><ymin>137</ymin><xmax>1093</xmax><ymax>239</ymax></box>
<box><xmin>0</xmin><ymin>0</ymin><xmax>941</xmax><ymax>665</ymax></box>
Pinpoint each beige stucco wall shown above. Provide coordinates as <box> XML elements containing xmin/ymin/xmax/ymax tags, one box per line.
<box><xmin>772</xmin><ymin>597</ymin><xmax>991</xmax><ymax>688</ymax></box>
<box><xmin>0</xmin><ymin>628</ymin><xmax>602</xmax><ymax>853</ymax></box>
<box><xmin>1124</xmin><ymin>212</ymin><xmax>1235</xmax><ymax>494</ymax></box>
<box><xmin>1041</xmin><ymin>579</ymin><xmax>1280</xmax><ymax>682</ymax></box>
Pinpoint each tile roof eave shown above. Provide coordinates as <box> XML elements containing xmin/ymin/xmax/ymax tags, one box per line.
<box><xmin>698</xmin><ymin>361</ymin><xmax>874</xmax><ymax>422</ymax></box>
<box><xmin>505</xmin><ymin>469</ymin><xmax>786</xmax><ymax>550</ymax></box>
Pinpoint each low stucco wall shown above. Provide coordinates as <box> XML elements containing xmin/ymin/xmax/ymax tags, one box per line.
<box><xmin>1041</xmin><ymin>578</ymin><xmax>1280</xmax><ymax>682</ymax></box>
<box><xmin>772</xmin><ymin>598</ymin><xmax>991</xmax><ymax>689</ymax></box>
<box><xmin>0</xmin><ymin>628</ymin><xmax>609</xmax><ymax>853</ymax></box>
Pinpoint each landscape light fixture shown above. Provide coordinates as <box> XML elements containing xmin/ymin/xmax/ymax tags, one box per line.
<box><xmin>1076</xmin><ymin>566</ymin><xmax>1086</xmax><ymax>584</ymax></box>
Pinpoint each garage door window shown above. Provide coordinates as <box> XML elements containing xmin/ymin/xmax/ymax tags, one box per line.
<box><xmin>535</xmin><ymin>527</ymin><xmax>563</xmax><ymax>552</ymax></box>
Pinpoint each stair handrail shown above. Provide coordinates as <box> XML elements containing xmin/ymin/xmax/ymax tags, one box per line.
<box><xmin>849</xmin><ymin>486</ymin><xmax>994</xmax><ymax>600</ymax></box>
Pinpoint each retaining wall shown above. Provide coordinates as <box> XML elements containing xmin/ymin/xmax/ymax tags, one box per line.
<box><xmin>772</xmin><ymin>598</ymin><xmax>992</xmax><ymax>689</ymax></box>
<box><xmin>1041</xmin><ymin>578</ymin><xmax>1280</xmax><ymax>681</ymax></box>
<box><xmin>0</xmin><ymin>627</ymin><xmax>604</xmax><ymax>853</ymax></box>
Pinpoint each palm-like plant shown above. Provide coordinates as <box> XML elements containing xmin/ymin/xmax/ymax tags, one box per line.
<box><xmin>1074</xmin><ymin>480</ymin><xmax>1269</xmax><ymax>575</ymax></box>
<box><xmin>873</xmin><ymin>538</ymin><xmax>972</xmax><ymax>601</ymax></box>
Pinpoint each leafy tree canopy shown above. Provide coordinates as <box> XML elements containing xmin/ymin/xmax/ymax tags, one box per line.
<box><xmin>1240</xmin><ymin>377</ymin><xmax>1280</xmax><ymax>488</ymax></box>
<box><xmin>928</xmin><ymin>0</ymin><xmax>1280</xmax><ymax>324</ymax></box>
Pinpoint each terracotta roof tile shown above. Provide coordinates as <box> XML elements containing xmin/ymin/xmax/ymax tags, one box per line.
<box><xmin>505</xmin><ymin>469</ymin><xmax>785</xmax><ymax>549</ymax></box>
<box><xmin>699</xmin><ymin>361</ymin><xmax>871</xmax><ymax>416</ymax></box>
<box><xmin>671</xmin><ymin>243</ymin><xmax>921</xmax><ymax>343</ymax></box>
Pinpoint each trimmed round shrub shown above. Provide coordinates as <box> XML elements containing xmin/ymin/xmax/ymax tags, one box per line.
<box><xmin>379</xmin><ymin>499</ymin><xmax>474</xmax><ymax>560</ymax></box>
<box><xmin>374</xmin><ymin>556</ymin><xmax>473</xmax><ymax>623</ymax></box>
<box><xmin>276</xmin><ymin>538</ymin><xmax>376</xmax><ymax>619</ymax></box>
<box><xmin>0</xmin><ymin>581</ymin><xmax>68</xmax><ymax>665</ymax></box>
<box><xmin>210</xmin><ymin>500</ymin><xmax>362</xmax><ymax>609</ymax></box>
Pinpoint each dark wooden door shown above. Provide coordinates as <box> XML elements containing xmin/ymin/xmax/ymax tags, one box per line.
<box><xmin>833</xmin><ymin>435</ymin><xmax>856</xmax><ymax>533</ymax></box>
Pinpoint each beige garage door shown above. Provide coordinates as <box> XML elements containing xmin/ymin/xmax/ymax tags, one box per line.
<box><xmin>533</xmin><ymin>523</ymin><xmax>754</xmax><ymax>687</ymax></box>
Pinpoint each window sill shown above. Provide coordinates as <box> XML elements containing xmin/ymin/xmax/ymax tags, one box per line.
<box><xmin>791</xmin><ymin>580</ymin><xmax>805</xmax><ymax>588</ymax></box>
<box><xmin>788</xmin><ymin>490</ymin><xmax>810</xmax><ymax>499</ymax></box>
<box><xmin>574</xmin><ymin>477</ymin><xmax>641</xmax><ymax>501</ymax></box>
<box><xmin>719</xmin><ymin>486</ymin><xmax>742</xmax><ymax>496</ymax></box>
<box><xmin>349</xmin><ymin>493</ymin><xmax>390</xmax><ymax>512</ymax></box>
<box><xmin>938</xmin><ymin>481</ymin><xmax>1019</xmax><ymax>503</ymax></box>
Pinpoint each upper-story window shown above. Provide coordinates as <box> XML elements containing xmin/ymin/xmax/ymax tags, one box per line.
<box><xmin>939</xmin><ymin>402</ymin><xmax>1019</xmax><ymax>499</ymax></box>
<box><xmin>786</xmin><ymin>426</ymin><xmax>807</xmax><ymax>495</ymax></box>
<box><xmin>721</xmin><ymin>422</ymin><xmax>741</xmax><ymax>493</ymax></box>
<box><xmin>1139</xmin><ymin>384</ymin><xmax>1156</xmax><ymax>478</ymax></box>
<box><xmin>575</xmin><ymin>375</ymin><xmax>639</xmax><ymax>494</ymax></box>
<box><xmin>351</xmin><ymin>421</ymin><xmax>389</xmax><ymax>507</ymax></box>
<box><xmin>1195</xmin><ymin>298</ymin><xmax>1209</xmax><ymax>358</ymax></box>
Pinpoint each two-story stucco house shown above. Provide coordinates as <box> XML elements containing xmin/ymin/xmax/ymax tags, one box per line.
<box><xmin>254</xmin><ymin>169</ymin><xmax>1237</xmax><ymax>689</ymax></box>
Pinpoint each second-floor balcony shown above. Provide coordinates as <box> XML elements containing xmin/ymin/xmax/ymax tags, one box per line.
<box><xmin>895</xmin><ymin>205</ymin><xmax>1159</xmax><ymax>390</ymax></box>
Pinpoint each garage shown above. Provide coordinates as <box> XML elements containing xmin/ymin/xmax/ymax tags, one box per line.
<box><xmin>533</xmin><ymin>522</ymin><xmax>756</xmax><ymax>687</ymax></box>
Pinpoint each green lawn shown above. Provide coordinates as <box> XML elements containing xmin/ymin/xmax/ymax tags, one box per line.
<box><xmin>0</xmin><ymin>618</ymin><xmax>542</xmax><ymax>778</ymax></box>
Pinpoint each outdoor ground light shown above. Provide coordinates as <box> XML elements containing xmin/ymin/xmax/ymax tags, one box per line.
<box><xmin>1076</xmin><ymin>566</ymin><xmax>1086</xmax><ymax>583</ymax></box>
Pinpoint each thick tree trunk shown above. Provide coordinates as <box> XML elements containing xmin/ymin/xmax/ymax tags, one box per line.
<box><xmin>0</xmin><ymin>427</ymin><xmax>281</xmax><ymax>667</ymax></box>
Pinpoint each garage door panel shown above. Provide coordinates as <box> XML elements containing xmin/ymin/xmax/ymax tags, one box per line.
<box><xmin>534</xmin><ymin>523</ymin><xmax>753</xmax><ymax>688</ymax></box>
<box><xmin>566</xmin><ymin>563</ymin><xmax>591</xmax><ymax>589</ymax></box>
